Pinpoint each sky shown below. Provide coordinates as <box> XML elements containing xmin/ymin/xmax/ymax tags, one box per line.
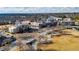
<box><xmin>0</xmin><ymin>7</ymin><xmax>79</xmax><ymax>13</ymax></box>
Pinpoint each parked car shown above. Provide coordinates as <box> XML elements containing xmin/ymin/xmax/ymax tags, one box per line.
<box><xmin>0</xmin><ymin>35</ymin><xmax>16</xmax><ymax>46</ymax></box>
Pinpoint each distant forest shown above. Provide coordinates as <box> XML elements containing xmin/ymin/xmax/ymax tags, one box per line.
<box><xmin>0</xmin><ymin>13</ymin><xmax>79</xmax><ymax>25</ymax></box>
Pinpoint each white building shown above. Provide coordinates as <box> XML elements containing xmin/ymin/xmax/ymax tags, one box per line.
<box><xmin>9</xmin><ymin>26</ymin><xmax>19</xmax><ymax>33</ymax></box>
<box><xmin>30</xmin><ymin>22</ymin><xmax>40</xmax><ymax>29</ymax></box>
<box><xmin>63</xmin><ymin>18</ymin><xmax>72</xmax><ymax>22</ymax></box>
<box><xmin>22</xmin><ymin>20</ymin><xmax>30</xmax><ymax>25</ymax></box>
<box><xmin>47</xmin><ymin>16</ymin><xmax>62</xmax><ymax>21</ymax></box>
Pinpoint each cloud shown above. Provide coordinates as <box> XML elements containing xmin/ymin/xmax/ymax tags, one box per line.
<box><xmin>0</xmin><ymin>7</ymin><xmax>79</xmax><ymax>13</ymax></box>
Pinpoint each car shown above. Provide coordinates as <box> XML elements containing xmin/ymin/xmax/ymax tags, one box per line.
<box><xmin>0</xmin><ymin>35</ymin><xmax>16</xmax><ymax>46</ymax></box>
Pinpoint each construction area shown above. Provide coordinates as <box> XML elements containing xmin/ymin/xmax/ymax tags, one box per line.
<box><xmin>0</xmin><ymin>15</ymin><xmax>79</xmax><ymax>51</ymax></box>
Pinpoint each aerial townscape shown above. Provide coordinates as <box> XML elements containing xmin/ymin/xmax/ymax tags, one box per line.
<box><xmin>0</xmin><ymin>7</ymin><xmax>79</xmax><ymax>51</ymax></box>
